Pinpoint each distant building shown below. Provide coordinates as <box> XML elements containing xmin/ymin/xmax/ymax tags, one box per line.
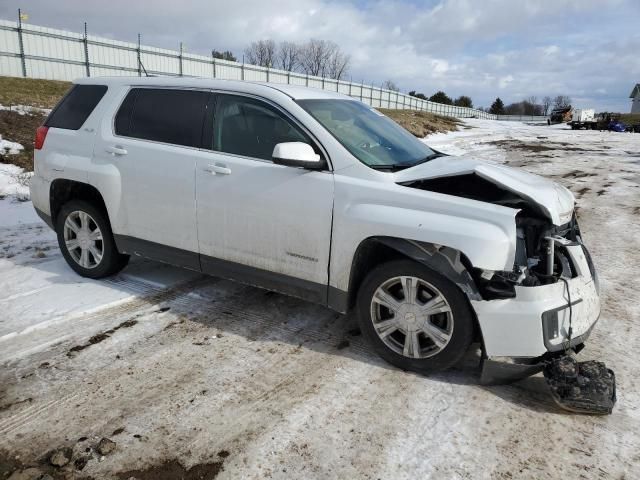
<box><xmin>631</xmin><ymin>84</ymin><xmax>640</xmax><ymax>113</ymax></box>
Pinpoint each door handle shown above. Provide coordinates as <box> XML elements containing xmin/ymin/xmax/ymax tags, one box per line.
<box><xmin>204</xmin><ymin>163</ymin><xmax>231</xmax><ymax>175</ymax></box>
<box><xmin>105</xmin><ymin>145</ymin><xmax>128</xmax><ymax>156</ymax></box>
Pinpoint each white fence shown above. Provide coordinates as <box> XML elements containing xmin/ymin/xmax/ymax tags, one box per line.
<box><xmin>496</xmin><ymin>115</ymin><xmax>549</xmax><ymax>122</ymax></box>
<box><xmin>0</xmin><ymin>18</ymin><xmax>498</xmax><ymax>120</ymax></box>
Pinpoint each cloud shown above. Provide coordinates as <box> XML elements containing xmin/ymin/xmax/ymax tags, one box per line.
<box><xmin>1</xmin><ymin>0</ymin><xmax>638</xmax><ymax>111</ymax></box>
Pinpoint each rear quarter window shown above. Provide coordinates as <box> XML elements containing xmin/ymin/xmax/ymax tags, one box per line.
<box><xmin>46</xmin><ymin>84</ymin><xmax>107</xmax><ymax>130</ymax></box>
<box><xmin>114</xmin><ymin>88</ymin><xmax>209</xmax><ymax>148</ymax></box>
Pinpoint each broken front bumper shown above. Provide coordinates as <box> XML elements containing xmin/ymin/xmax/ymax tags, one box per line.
<box><xmin>471</xmin><ymin>244</ymin><xmax>600</xmax><ymax>358</ymax></box>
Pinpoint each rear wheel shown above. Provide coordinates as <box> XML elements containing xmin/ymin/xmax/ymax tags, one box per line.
<box><xmin>356</xmin><ymin>259</ymin><xmax>474</xmax><ymax>373</ymax></box>
<box><xmin>56</xmin><ymin>200</ymin><xmax>128</xmax><ymax>278</ymax></box>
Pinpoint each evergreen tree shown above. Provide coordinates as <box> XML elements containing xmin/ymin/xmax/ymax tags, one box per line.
<box><xmin>429</xmin><ymin>91</ymin><xmax>453</xmax><ymax>105</ymax></box>
<box><xmin>454</xmin><ymin>95</ymin><xmax>473</xmax><ymax>108</ymax></box>
<box><xmin>489</xmin><ymin>97</ymin><xmax>505</xmax><ymax>115</ymax></box>
<box><xmin>212</xmin><ymin>50</ymin><xmax>237</xmax><ymax>62</ymax></box>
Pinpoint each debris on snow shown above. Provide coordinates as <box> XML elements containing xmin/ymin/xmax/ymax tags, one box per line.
<box><xmin>48</xmin><ymin>447</ymin><xmax>72</xmax><ymax>467</ymax></box>
<box><xmin>96</xmin><ymin>437</ymin><xmax>117</xmax><ymax>456</ymax></box>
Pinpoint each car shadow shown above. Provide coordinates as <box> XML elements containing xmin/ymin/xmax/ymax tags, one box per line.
<box><xmin>154</xmin><ymin>275</ymin><xmax>566</xmax><ymax>414</ymax></box>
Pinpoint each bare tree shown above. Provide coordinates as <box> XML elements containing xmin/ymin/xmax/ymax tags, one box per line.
<box><xmin>382</xmin><ymin>80</ymin><xmax>399</xmax><ymax>91</ymax></box>
<box><xmin>325</xmin><ymin>46</ymin><xmax>350</xmax><ymax>80</ymax></box>
<box><xmin>244</xmin><ymin>39</ymin><xmax>276</xmax><ymax>67</ymax></box>
<box><xmin>542</xmin><ymin>96</ymin><xmax>552</xmax><ymax>115</ymax></box>
<box><xmin>299</xmin><ymin>39</ymin><xmax>330</xmax><ymax>76</ymax></box>
<box><xmin>553</xmin><ymin>95</ymin><xmax>571</xmax><ymax>109</ymax></box>
<box><xmin>276</xmin><ymin>41</ymin><xmax>299</xmax><ymax>72</ymax></box>
<box><xmin>299</xmin><ymin>39</ymin><xmax>350</xmax><ymax>80</ymax></box>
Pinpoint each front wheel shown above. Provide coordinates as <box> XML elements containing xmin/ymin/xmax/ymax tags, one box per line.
<box><xmin>356</xmin><ymin>259</ymin><xmax>474</xmax><ymax>373</ymax></box>
<box><xmin>56</xmin><ymin>200</ymin><xmax>129</xmax><ymax>279</ymax></box>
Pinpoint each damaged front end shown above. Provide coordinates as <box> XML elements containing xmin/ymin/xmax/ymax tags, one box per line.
<box><xmin>398</xmin><ymin>161</ymin><xmax>615</xmax><ymax>414</ymax></box>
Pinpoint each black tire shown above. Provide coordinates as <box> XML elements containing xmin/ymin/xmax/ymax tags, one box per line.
<box><xmin>356</xmin><ymin>259</ymin><xmax>474</xmax><ymax>373</ymax></box>
<box><xmin>56</xmin><ymin>200</ymin><xmax>129</xmax><ymax>279</ymax></box>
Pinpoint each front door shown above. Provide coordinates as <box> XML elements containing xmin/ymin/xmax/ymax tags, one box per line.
<box><xmin>195</xmin><ymin>93</ymin><xmax>334</xmax><ymax>303</ymax></box>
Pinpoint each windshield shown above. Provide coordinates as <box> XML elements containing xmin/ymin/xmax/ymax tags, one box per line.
<box><xmin>297</xmin><ymin>99</ymin><xmax>437</xmax><ymax>170</ymax></box>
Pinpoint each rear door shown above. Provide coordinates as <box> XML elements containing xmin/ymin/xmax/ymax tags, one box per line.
<box><xmin>195</xmin><ymin>93</ymin><xmax>334</xmax><ymax>303</ymax></box>
<box><xmin>92</xmin><ymin>88</ymin><xmax>210</xmax><ymax>268</ymax></box>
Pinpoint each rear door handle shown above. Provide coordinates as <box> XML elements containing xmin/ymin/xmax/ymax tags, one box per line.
<box><xmin>204</xmin><ymin>163</ymin><xmax>231</xmax><ymax>175</ymax></box>
<box><xmin>105</xmin><ymin>145</ymin><xmax>128</xmax><ymax>156</ymax></box>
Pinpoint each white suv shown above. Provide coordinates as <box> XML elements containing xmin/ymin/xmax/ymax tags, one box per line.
<box><xmin>30</xmin><ymin>77</ymin><xmax>600</xmax><ymax>377</ymax></box>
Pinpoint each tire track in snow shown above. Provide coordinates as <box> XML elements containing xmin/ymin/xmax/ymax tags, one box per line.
<box><xmin>0</xmin><ymin>277</ymin><xmax>366</xmax><ymax>443</ymax></box>
<box><xmin>0</xmin><ymin>274</ymin><xmax>212</xmax><ymax>362</ymax></box>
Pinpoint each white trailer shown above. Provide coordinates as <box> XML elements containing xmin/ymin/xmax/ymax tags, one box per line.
<box><xmin>570</xmin><ymin>109</ymin><xmax>598</xmax><ymax>129</ymax></box>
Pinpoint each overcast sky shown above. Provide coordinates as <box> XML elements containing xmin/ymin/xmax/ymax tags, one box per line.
<box><xmin>2</xmin><ymin>0</ymin><xmax>639</xmax><ymax>111</ymax></box>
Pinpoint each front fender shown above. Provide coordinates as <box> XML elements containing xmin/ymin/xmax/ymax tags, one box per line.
<box><xmin>330</xmin><ymin>178</ymin><xmax>518</xmax><ymax>293</ymax></box>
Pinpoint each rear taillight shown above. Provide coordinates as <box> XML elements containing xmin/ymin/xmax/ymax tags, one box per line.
<box><xmin>34</xmin><ymin>126</ymin><xmax>49</xmax><ymax>150</ymax></box>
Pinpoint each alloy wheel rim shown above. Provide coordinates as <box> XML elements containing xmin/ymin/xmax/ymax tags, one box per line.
<box><xmin>63</xmin><ymin>210</ymin><xmax>104</xmax><ymax>269</ymax></box>
<box><xmin>370</xmin><ymin>276</ymin><xmax>454</xmax><ymax>359</ymax></box>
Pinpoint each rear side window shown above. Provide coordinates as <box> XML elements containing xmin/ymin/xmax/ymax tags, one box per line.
<box><xmin>115</xmin><ymin>88</ymin><xmax>209</xmax><ymax>148</ymax></box>
<box><xmin>46</xmin><ymin>84</ymin><xmax>107</xmax><ymax>130</ymax></box>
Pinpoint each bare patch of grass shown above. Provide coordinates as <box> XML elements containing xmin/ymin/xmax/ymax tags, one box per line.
<box><xmin>487</xmin><ymin>139</ymin><xmax>611</xmax><ymax>154</ymax></box>
<box><xmin>0</xmin><ymin>76</ymin><xmax>70</xmax><ymax>109</ymax></box>
<box><xmin>0</xmin><ymin>110</ymin><xmax>47</xmax><ymax>171</ymax></box>
<box><xmin>379</xmin><ymin>109</ymin><xmax>461</xmax><ymax>137</ymax></box>
<box><xmin>620</xmin><ymin>113</ymin><xmax>640</xmax><ymax>125</ymax></box>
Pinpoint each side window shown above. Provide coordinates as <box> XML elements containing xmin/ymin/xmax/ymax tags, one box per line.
<box><xmin>46</xmin><ymin>84</ymin><xmax>107</xmax><ymax>130</ymax></box>
<box><xmin>213</xmin><ymin>95</ymin><xmax>312</xmax><ymax>161</ymax></box>
<box><xmin>115</xmin><ymin>88</ymin><xmax>209</xmax><ymax>148</ymax></box>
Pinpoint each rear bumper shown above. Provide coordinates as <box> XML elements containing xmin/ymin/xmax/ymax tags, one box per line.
<box><xmin>472</xmin><ymin>244</ymin><xmax>600</xmax><ymax>358</ymax></box>
<box><xmin>29</xmin><ymin>174</ymin><xmax>53</xmax><ymax>229</ymax></box>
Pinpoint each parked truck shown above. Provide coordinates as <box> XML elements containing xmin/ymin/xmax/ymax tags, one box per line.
<box><xmin>570</xmin><ymin>109</ymin><xmax>597</xmax><ymax>129</ymax></box>
<box><xmin>547</xmin><ymin>106</ymin><xmax>572</xmax><ymax>125</ymax></box>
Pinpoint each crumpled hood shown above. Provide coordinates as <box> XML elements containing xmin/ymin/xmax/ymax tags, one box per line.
<box><xmin>393</xmin><ymin>155</ymin><xmax>575</xmax><ymax>225</ymax></box>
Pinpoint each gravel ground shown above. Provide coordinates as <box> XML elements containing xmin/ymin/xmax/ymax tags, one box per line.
<box><xmin>1</xmin><ymin>120</ymin><xmax>639</xmax><ymax>479</ymax></box>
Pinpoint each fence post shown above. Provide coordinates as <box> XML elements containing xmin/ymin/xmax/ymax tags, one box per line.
<box><xmin>83</xmin><ymin>22</ymin><xmax>90</xmax><ymax>77</ymax></box>
<box><xmin>17</xmin><ymin>9</ymin><xmax>27</xmax><ymax>77</ymax></box>
<box><xmin>305</xmin><ymin>74</ymin><xmax>308</xmax><ymax>86</ymax></box>
<box><xmin>178</xmin><ymin>42</ymin><xmax>183</xmax><ymax>76</ymax></box>
<box><xmin>211</xmin><ymin>51</ymin><xmax>216</xmax><ymax>78</ymax></box>
<box><xmin>360</xmin><ymin>82</ymin><xmax>363</xmax><ymax>101</ymax></box>
<box><xmin>241</xmin><ymin>56</ymin><xmax>245</xmax><ymax>81</ymax></box>
<box><xmin>266</xmin><ymin>65</ymin><xmax>270</xmax><ymax>83</ymax></box>
<box><xmin>370</xmin><ymin>83</ymin><xmax>373</xmax><ymax>105</ymax></box>
<box><xmin>349</xmin><ymin>81</ymin><xmax>352</xmax><ymax>97</ymax></box>
<box><xmin>287</xmin><ymin>71</ymin><xmax>290</xmax><ymax>84</ymax></box>
<box><xmin>321</xmin><ymin>76</ymin><xmax>325</xmax><ymax>90</ymax></box>
<box><xmin>137</xmin><ymin>33</ymin><xmax>142</xmax><ymax>76</ymax></box>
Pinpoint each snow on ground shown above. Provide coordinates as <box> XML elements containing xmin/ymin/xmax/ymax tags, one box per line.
<box><xmin>0</xmin><ymin>164</ymin><xmax>31</xmax><ymax>202</ymax></box>
<box><xmin>0</xmin><ymin>104</ymin><xmax>51</xmax><ymax>116</ymax></box>
<box><xmin>0</xmin><ymin>136</ymin><xmax>23</xmax><ymax>156</ymax></box>
<box><xmin>1</xmin><ymin>120</ymin><xmax>639</xmax><ymax>479</ymax></box>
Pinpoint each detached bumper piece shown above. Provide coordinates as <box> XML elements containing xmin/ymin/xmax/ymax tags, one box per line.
<box><xmin>543</xmin><ymin>356</ymin><xmax>616</xmax><ymax>415</ymax></box>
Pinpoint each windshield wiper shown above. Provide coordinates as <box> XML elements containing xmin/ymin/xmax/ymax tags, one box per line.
<box><xmin>369</xmin><ymin>164</ymin><xmax>411</xmax><ymax>171</ymax></box>
<box><xmin>409</xmin><ymin>152</ymin><xmax>446</xmax><ymax>168</ymax></box>
<box><xmin>369</xmin><ymin>152</ymin><xmax>446</xmax><ymax>171</ymax></box>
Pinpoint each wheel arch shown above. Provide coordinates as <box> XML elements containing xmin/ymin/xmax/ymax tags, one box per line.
<box><xmin>342</xmin><ymin>236</ymin><xmax>484</xmax><ymax>342</ymax></box>
<box><xmin>50</xmin><ymin>179</ymin><xmax>109</xmax><ymax>227</ymax></box>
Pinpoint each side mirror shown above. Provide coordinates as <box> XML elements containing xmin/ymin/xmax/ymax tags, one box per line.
<box><xmin>272</xmin><ymin>142</ymin><xmax>323</xmax><ymax>169</ymax></box>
